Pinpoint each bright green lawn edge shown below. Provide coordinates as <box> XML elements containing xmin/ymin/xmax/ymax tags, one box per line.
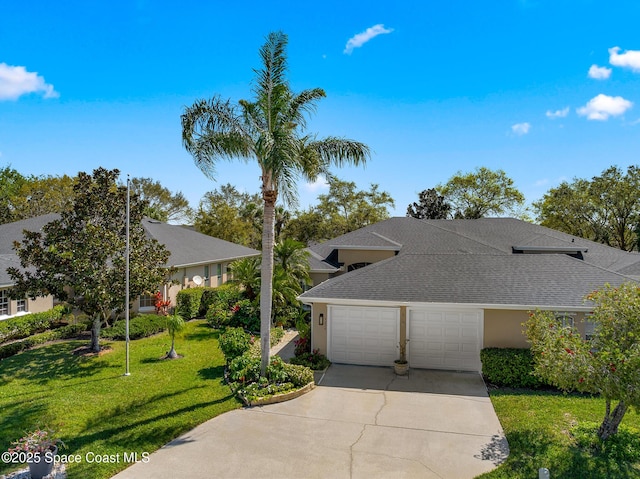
<box><xmin>0</xmin><ymin>320</ymin><xmax>241</xmax><ymax>479</ymax></box>
<box><xmin>477</xmin><ymin>388</ymin><xmax>640</xmax><ymax>479</ymax></box>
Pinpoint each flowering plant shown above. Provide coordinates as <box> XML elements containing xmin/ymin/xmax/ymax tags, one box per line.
<box><xmin>8</xmin><ymin>427</ymin><xmax>65</xmax><ymax>454</ymax></box>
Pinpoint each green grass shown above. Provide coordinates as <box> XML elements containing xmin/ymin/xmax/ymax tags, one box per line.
<box><xmin>0</xmin><ymin>320</ymin><xmax>240</xmax><ymax>479</ymax></box>
<box><xmin>478</xmin><ymin>388</ymin><xmax>640</xmax><ymax>478</ymax></box>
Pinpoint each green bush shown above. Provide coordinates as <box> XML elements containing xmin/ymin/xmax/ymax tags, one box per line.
<box><xmin>176</xmin><ymin>288</ymin><xmax>205</xmax><ymax>319</ymax></box>
<box><xmin>218</xmin><ymin>327</ymin><xmax>252</xmax><ymax>363</ymax></box>
<box><xmin>202</xmin><ymin>284</ymin><xmax>243</xmax><ymax>314</ymax></box>
<box><xmin>480</xmin><ymin>348</ymin><xmax>546</xmax><ymax>388</ymax></box>
<box><xmin>198</xmin><ymin>287</ymin><xmax>221</xmax><ymax>317</ymax></box>
<box><xmin>228</xmin><ymin>352</ymin><xmax>261</xmax><ymax>383</ymax></box>
<box><xmin>230</xmin><ymin>300</ymin><xmax>260</xmax><ymax>332</ymax></box>
<box><xmin>283</xmin><ymin>363</ymin><xmax>314</xmax><ymax>387</ymax></box>
<box><xmin>270</xmin><ymin>326</ymin><xmax>285</xmax><ymax>347</ymax></box>
<box><xmin>101</xmin><ymin>314</ymin><xmax>166</xmax><ymax>340</ymax></box>
<box><xmin>0</xmin><ymin>305</ymin><xmax>67</xmax><ymax>344</ymax></box>
<box><xmin>205</xmin><ymin>303</ymin><xmax>231</xmax><ymax>328</ymax></box>
<box><xmin>0</xmin><ymin>323</ymin><xmax>87</xmax><ymax>360</ymax></box>
<box><xmin>290</xmin><ymin>350</ymin><xmax>331</xmax><ymax>371</ymax></box>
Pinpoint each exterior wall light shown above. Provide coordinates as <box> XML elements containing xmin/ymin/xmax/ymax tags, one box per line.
<box><xmin>319</xmin><ymin>313</ymin><xmax>324</xmax><ymax>326</ymax></box>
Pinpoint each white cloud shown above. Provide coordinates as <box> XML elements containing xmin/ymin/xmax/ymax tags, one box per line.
<box><xmin>609</xmin><ymin>46</ymin><xmax>640</xmax><ymax>72</ymax></box>
<box><xmin>0</xmin><ymin>63</ymin><xmax>59</xmax><ymax>100</ymax></box>
<box><xmin>511</xmin><ymin>122</ymin><xmax>531</xmax><ymax>135</ymax></box>
<box><xmin>546</xmin><ymin>107</ymin><xmax>569</xmax><ymax>119</ymax></box>
<box><xmin>577</xmin><ymin>94</ymin><xmax>632</xmax><ymax>121</ymax></box>
<box><xmin>304</xmin><ymin>177</ymin><xmax>329</xmax><ymax>192</ymax></box>
<box><xmin>344</xmin><ymin>24</ymin><xmax>394</xmax><ymax>54</ymax></box>
<box><xmin>588</xmin><ymin>64</ymin><xmax>612</xmax><ymax>80</ymax></box>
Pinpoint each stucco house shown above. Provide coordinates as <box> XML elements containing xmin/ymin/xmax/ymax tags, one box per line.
<box><xmin>0</xmin><ymin>214</ymin><xmax>260</xmax><ymax>320</ymax></box>
<box><xmin>300</xmin><ymin>217</ymin><xmax>640</xmax><ymax>372</ymax></box>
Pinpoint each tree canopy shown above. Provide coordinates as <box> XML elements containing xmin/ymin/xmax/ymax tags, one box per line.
<box><xmin>534</xmin><ymin>165</ymin><xmax>640</xmax><ymax>251</ymax></box>
<box><xmin>437</xmin><ymin>167</ymin><xmax>525</xmax><ymax>219</ymax></box>
<box><xmin>129</xmin><ymin>177</ymin><xmax>192</xmax><ymax>224</ymax></box>
<box><xmin>285</xmin><ymin>179</ymin><xmax>394</xmax><ymax>244</ymax></box>
<box><xmin>406</xmin><ymin>188</ymin><xmax>451</xmax><ymax>219</ymax></box>
<box><xmin>525</xmin><ymin>283</ymin><xmax>640</xmax><ymax>440</ymax></box>
<box><xmin>181</xmin><ymin>31</ymin><xmax>369</xmax><ymax>375</ymax></box>
<box><xmin>8</xmin><ymin>167</ymin><xmax>171</xmax><ymax>352</ymax></box>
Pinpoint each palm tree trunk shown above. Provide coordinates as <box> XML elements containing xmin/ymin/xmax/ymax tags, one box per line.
<box><xmin>260</xmin><ymin>189</ymin><xmax>277</xmax><ymax>376</ymax></box>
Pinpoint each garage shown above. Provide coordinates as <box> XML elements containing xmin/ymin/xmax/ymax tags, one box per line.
<box><xmin>409</xmin><ymin>308</ymin><xmax>483</xmax><ymax>372</ymax></box>
<box><xmin>328</xmin><ymin>305</ymin><xmax>399</xmax><ymax>366</ymax></box>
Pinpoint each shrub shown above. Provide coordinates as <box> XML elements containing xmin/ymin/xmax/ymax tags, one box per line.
<box><xmin>228</xmin><ymin>352</ymin><xmax>261</xmax><ymax>384</ymax></box>
<box><xmin>266</xmin><ymin>355</ymin><xmax>288</xmax><ymax>383</ymax></box>
<box><xmin>218</xmin><ymin>327</ymin><xmax>252</xmax><ymax>363</ymax></box>
<box><xmin>270</xmin><ymin>326</ymin><xmax>285</xmax><ymax>347</ymax></box>
<box><xmin>176</xmin><ymin>288</ymin><xmax>204</xmax><ymax>319</ymax></box>
<box><xmin>283</xmin><ymin>363</ymin><xmax>314</xmax><ymax>387</ymax></box>
<box><xmin>100</xmin><ymin>314</ymin><xmax>166</xmax><ymax>340</ymax></box>
<box><xmin>198</xmin><ymin>287</ymin><xmax>223</xmax><ymax>317</ymax></box>
<box><xmin>0</xmin><ymin>323</ymin><xmax>87</xmax><ymax>360</ymax></box>
<box><xmin>480</xmin><ymin>348</ymin><xmax>546</xmax><ymax>388</ymax></box>
<box><xmin>0</xmin><ymin>305</ymin><xmax>67</xmax><ymax>344</ymax></box>
<box><xmin>230</xmin><ymin>300</ymin><xmax>260</xmax><ymax>332</ymax></box>
<box><xmin>205</xmin><ymin>303</ymin><xmax>231</xmax><ymax>328</ymax></box>
<box><xmin>290</xmin><ymin>349</ymin><xmax>331</xmax><ymax>371</ymax></box>
<box><xmin>238</xmin><ymin>382</ymin><xmax>295</xmax><ymax>402</ymax></box>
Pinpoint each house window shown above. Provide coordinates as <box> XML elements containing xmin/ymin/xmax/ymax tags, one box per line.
<box><xmin>584</xmin><ymin>314</ymin><xmax>596</xmax><ymax>341</ymax></box>
<box><xmin>0</xmin><ymin>290</ymin><xmax>8</xmax><ymax>315</ymax></box>
<box><xmin>140</xmin><ymin>294</ymin><xmax>156</xmax><ymax>308</ymax></box>
<box><xmin>17</xmin><ymin>298</ymin><xmax>27</xmax><ymax>313</ymax></box>
<box><xmin>216</xmin><ymin>264</ymin><xmax>222</xmax><ymax>286</ymax></box>
<box><xmin>555</xmin><ymin>312</ymin><xmax>575</xmax><ymax>328</ymax></box>
<box><xmin>204</xmin><ymin>265</ymin><xmax>209</xmax><ymax>283</ymax></box>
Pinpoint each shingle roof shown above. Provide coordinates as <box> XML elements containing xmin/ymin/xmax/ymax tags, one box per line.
<box><xmin>0</xmin><ymin>215</ymin><xmax>260</xmax><ymax>285</ymax></box>
<box><xmin>141</xmin><ymin>218</ymin><xmax>260</xmax><ymax>266</ymax></box>
<box><xmin>301</xmin><ymin>217</ymin><xmax>640</xmax><ymax>309</ymax></box>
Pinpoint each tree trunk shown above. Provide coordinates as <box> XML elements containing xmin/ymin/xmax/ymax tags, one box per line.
<box><xmin>90</xmin><ymin>315</ymin><xmax>101</xmax><ymax>352</ymax></box>
<box><xmin>166</xmin><ymin>336</ymin><xmax>178</xmax><ymax>359</ymax></box>
<box><xmin>260</xmin><ymin>189</ymin><xmax>277</xmax><ymax>376</ymax></box>
<box><xmin>598</xmin><ymin>399</ymin><xmax>628</xmax><ymax>440</ymax></box>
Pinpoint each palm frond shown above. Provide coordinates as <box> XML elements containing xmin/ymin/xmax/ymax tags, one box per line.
<box><xmin>309</xmin><ymin>136</ymin><xmax>370</xmax><ymax>168</ymax></box>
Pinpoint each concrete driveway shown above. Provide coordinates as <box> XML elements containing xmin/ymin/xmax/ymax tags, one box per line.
<box><xmin>112</xmin><ymin>365</ymin><xmax>509</xmax><ymax>479</ymax></box>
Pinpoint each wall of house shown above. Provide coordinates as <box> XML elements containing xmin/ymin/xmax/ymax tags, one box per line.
<box><xmin>310</xmin><ymin>302</ymin><xmax>328</xmax><ymax>355</ymax></box>
<box><xmin>310</xmin><ymin>272</ymin><xmax>331</xmax><ymax>287</ymax></box>
<box><xmin>0</xmin><ymin>291</ymin><xmax>53</xmax><ymax>319</ymax></box>
<box><xmin>336</xmin><ymin>249</ymin><xmax>396</xmax><ymax>271</ymax></box>
<box><xmin>483</xmin><ymin>309</ymin><xmax>588</xmax><ymax>348</ymax></box>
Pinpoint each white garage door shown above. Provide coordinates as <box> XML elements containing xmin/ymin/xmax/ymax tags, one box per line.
<box><xmin>409</xmin><ymin>308</ymin><xmax>483</xmax><ymax>372</ymax></box>
<box><xmin>329</xmin><ymin>306</ymin><xmax>399</xmax><ymax>366</ymax></box>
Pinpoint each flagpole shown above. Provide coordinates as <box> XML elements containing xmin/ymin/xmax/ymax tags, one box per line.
<box><xmin>125</xmin><ymin>175</ymin><xmax>131</xmax><ymax>376</ymax></box>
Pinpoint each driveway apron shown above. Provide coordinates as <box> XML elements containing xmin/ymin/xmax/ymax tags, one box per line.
<box><xmin>111</xmin><ymin>364</ymin><xmax>509</xmax><ymax>479</ymax></box>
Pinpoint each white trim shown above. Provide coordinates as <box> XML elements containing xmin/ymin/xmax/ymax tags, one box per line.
<box><xmin>299</xmin><ymin>296</ymin><xmax>592</xmax><ymax>312</ymax></box>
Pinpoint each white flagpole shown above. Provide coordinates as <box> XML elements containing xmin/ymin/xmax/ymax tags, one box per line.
<box><xmin>125</xmin><ymin>175</ymin><xmax>131</xmax><ymax>376</ymax></box>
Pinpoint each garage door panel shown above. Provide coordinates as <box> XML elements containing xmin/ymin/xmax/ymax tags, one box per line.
<box><xmin>409</xmin><ymin>308</ymin><xmax>482</xmax><ymax>372</ymax></box>
<box><xmin>329</xmin><ymin>306</ymin><xmax>399</xmax><ymax>366</ymax></box>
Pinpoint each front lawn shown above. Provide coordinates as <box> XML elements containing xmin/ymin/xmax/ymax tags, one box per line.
<box><xmin>478</xmin><ymin>388</ymin><xmax>640</xmax><ymax>478</ymax></box>
<box><xmin>0</xmin><ymin>320</ymin><xmax>240</xmax><ymax>479</ymax></box>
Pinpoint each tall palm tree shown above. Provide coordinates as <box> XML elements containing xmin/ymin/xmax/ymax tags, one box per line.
<box><xmin>181</xmin><ymin>31</ymin><xmax>369</xmax><ymax>375</ymax></box>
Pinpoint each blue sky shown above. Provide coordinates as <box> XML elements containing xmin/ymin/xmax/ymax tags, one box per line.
<box><xmin>2</xmin><ymin>0</ymin><xmax>640</xmax><ymax>218</ymax></box>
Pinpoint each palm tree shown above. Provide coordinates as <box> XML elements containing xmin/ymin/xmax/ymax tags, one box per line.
<box><xmin>274</xmin><ymin>238</ymin><xmax>311</xmax><ymax>287</ymax></box>
<box><xmin>181</xmin><ymin>31</ymin><xmax>369</xmax><ymax>375</ymax></box>
<box><xmin>165</xmin><ymin>313</ymin><xmax>185</xmax><ymax>359</ymax></box>
<box><xmin>228</xmin><ymin>257</ymin><xmax>261</xmax><ymax>300</ymax></box>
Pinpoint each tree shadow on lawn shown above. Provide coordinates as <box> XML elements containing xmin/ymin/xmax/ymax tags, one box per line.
<box><xmin>488</xmin><ymin>428</ymin><xmax>640</xmax><ymax>479</ymax></box>
<box><xmin>182</xmin><ymin>322</ymin><xmax>220</xmax><ymax>342</ymax></box>
<box><xmin>197</xmin><ymin>365</ymin><xmax>225</xmax><ymax>381</ymax></box>
<box><xmin>0</xmin><ymin>341</ymin><xmax>119</xmax><ymax>386</ymax></box>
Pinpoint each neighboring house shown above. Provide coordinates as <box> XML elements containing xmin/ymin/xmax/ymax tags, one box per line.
<box><xmin>0</xmin><ymin>215</ymin><xmax>260</xmax><ymax>319</ymax></box>
<box><xmin>300</xmin><ymin>217</ymin><xmax>640</xmax><ymax>372</ymax></box>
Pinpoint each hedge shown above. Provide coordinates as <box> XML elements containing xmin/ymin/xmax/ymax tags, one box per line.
<box><xmin>480</xmin><ymin>347</ymin><xmax>547</xmax><ymax>388</ymax></box>
<box><xmin>0</xmin><ymin>305</ymin><xmax>67</xmax><ymax>344</ymax></box>
<box><xmin>176</xmin><ymin>288</ymin><xmax>205</xmax><ymax>319</ymax></box>
<box><xmin>100</xmin><ymin>314</ymin><xmax>167</xmax><ymax>340</ymax></box>
<box><xmin>0</xmin><ymin>323</ymin><xmax>87</xmax><ymax>360</ymax></box>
